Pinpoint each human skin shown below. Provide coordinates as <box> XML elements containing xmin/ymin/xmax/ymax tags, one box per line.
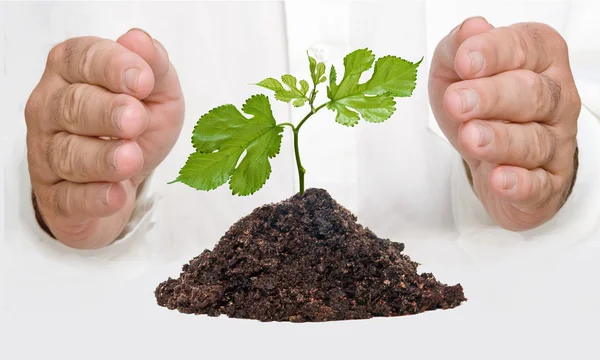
<box><xmin>429</xmin><ymin>17</ymin><xmax>580</xmax><ymax>231</ymax></box>
<box><xmin>24</xmin><ymin>17</ymin><xmax>581</xmax><ymax>248</ymax></box>
<box><xmin>25</xmin><ymin>29</ymin><xmax>184</xmax><ymax>249</ymax></box>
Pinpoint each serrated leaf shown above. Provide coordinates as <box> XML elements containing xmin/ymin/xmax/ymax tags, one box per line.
<box><xmin>281</xmin><ymin>74</ymin><xmax>298</xmax><ymax>89</ymax></box>
<box><xmin>326</xmin><ymin>48</ymin><xmax>421</xmax><ymax>125</ymax></box>
<box><xmin>255</xmin><ymin>78</ymin><xmax>284</xmax><ymax>92</ymax></box>
<box><xmin>173</xmin><ymin>94</ymin><xmax>283</xmax><ymax>196</ymax></box>
<box><xmin>299</xmin><ymin>80</ymin><xmax>309</xmax><ymax>96</ymax></box>
<box><xmin>316</xmin><ymin>63</ymin><xmax>326</xmax><ymax>81</ymax></box>
<box><xmin>307</xmin><ymin>52</ymin><xmax>327</xmax><ymax>86</ymax></box>
<box><xmin>330</xmin><ymin>101</ymin><xmax>360</xmax><ymax>126</ymax></box>
<box><xmin>256</xmin><ymin>74</ymin><xmax>308</xmax><ymax>106</ymax></box>
<box><xmin>329</xmin><ymin>65</ymin><xmax>338</xmax><ymax>94</ymax></box>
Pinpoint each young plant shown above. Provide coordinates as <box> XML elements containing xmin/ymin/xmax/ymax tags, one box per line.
<box><xmin>169</xmin><ymin>49</ymin><xmax>422</xmax><ymax>195</ymax></box>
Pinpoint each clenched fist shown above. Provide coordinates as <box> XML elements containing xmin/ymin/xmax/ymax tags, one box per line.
<box><xmin>25</xmin><ymin>29</ymin><xmax>184</xmax><ymax>249</ymax></box>
<box><xmin>429</xmin><ymin>17</ymin><xmax>581</xmax><ymax>231</ymax></box>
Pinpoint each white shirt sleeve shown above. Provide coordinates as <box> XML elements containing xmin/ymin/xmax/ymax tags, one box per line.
<box><xmin>450</xmin><ymin>101</ymin><xmax>600</xmax><ymax>264</ymax></box>
<box><xmin>422</xmin><ymin>1</ymin><xmax>600</xmax><ymax>263</ymax></box>
<box><xmin>449</xmin><ymin>0</ymin><xmax>600</xmax><ymax>261</ymax></box>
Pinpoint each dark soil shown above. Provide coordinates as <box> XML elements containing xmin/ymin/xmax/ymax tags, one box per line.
<box><xmin>155</xmin><ymin>188</ymin><xmax>466</xmax><ymax>322</ymax></box>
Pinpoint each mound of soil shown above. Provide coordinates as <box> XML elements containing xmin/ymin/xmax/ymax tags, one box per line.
<box><xmin>155</xmin><ymin>188</ymin><xmax>466</xmax><ymax>322</ymax></box>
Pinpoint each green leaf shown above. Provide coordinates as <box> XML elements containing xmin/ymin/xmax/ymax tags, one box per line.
<box><xmin>328</xmin><ymin>65</ymin><xmax>338</xmax><ymax>96</ymax></box>
<box><xmin>299</xmin><ymin>80</ymin><xmax>309</xmax><ymax>96</ymax></box>
<box><xmin>173</xmin><ymin>94</ymin><xmax>283</xmax><ymax>196</ymax></box>
<box><xmin>307</xmin><ymin>52</ymin><xmax>327</xmax><ymax>85</ymax></box>
<box><xmin>308</xmin><ymin>53</ymin><xmax>317</xmax><ymax>75</ymax></box>
<box><xmin>316</xmin><ymin>63</ymin><xmax>326</xmax><ymax>83</ymax></box>
<box><xmin>256</xmin><ymin>74</ymin><xmax>309</xmax><ymax>107</ymax></box>
<box><xmin>326</xmin><ymin>48</ymin><xmax>422</xmax><ymax>126</ymax></box>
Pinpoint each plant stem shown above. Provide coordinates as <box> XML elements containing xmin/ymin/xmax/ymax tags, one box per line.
<box><xmin>292</xmin><ymin>127</ymin><xmax>305</xmax><ymax>194</ymax></box>
<box><xmin>286</xmin><ymin>102</ymin><xmax>328</xmax><ymax>195</ymax></box>
<box><xmin>297</xmin><ymin>103</ymin><xmax>327</xmax><ymax>132</ymax></box>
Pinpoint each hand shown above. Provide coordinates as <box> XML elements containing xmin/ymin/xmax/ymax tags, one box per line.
<box><xmin>429</xmin><ymin>17</ymin><xmax>581</xmax><ymax>231</ymax></box>
<box><xmin>25</xmin><ymin>29</ymin><xmax>184</xmax><ymax>248</ymax></box>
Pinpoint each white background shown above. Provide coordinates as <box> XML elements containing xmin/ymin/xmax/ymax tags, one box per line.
<box><xmin>2</xmin><ymin>1</ymin><xmax>600</xmax><ymax>359</ymax></box>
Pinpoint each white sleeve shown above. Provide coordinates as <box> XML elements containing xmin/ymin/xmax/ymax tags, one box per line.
<box><xmin>6</xmin><ymin>133</ymin><xmax>160</xmax><ymax>258</ymax></box>
<box><xmin>450</xmin><ymin>105</ymin><xmax>600</xmax><ymax>264</ymax></box>
<box><xmin>424</xmin><ymin>2</ymin><xmax>600</xmax><ymax>263</ymax></box>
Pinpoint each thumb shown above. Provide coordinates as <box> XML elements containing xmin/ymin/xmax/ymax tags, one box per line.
<box><xmin>116</xmin><ymin>28</ymin><xmax>182</xmax><ymax>103</ymax></box>
<box><xmin>431</xmin><ymin>17</ymin><xmax>494</xmax><ymax>83</ymax></box>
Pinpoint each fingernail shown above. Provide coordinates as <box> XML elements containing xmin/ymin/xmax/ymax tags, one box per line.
<box><xmin>109</xmin><ymin>142</ymin><xmax>123</xmax><ymax>170</ymax></box>
<box><xmin>127</xmin><ymin>28</ymin><xmax>152</xmax><ymax>40</ymax></box>
<box><xmin>476</xmin><ymin>123</ymin><xmax>494</xmax><ymax>147</ymax></box>
<box><xmin>98</xmin><ymin>185</ymin><xmax>112</xmax><ymax>205</ymax></box>
<box><xmin>503</xmin><ymin>171</ymin><xmax>517</xmax><ymax>190</ymax></box>
<box><xmin>469</xmin><ymin>51</ymin><xmax>484</xmax><ymax>74</ymax></box>
<box><xmin>456</xmin><ymin>88</ymin><xmax>479</xmax><ymax>113</ymax></box>
<box><xmin>112</xmin><ymin>105</ymin><xmax>127</xmax><ymax>131</ymax></box>
<box><xmin>123</xmin><ymin>67</ymin><xmax>141</xmax><ymax>93</ymax></box>
<box><xmin>459</xmin><ymin>16</ymin><xmax>488</xmax><ymax>30</ymax></box>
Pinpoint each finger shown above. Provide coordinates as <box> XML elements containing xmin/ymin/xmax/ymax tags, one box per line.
<box><xmin>45</xmin><ymin>133</ymin><xmax>144</xmax><ymax>183</ymax></box>
<box><xmin>47</xmin><ymin>36</ymin><xmax>154</xmax><ymax>99</ymax></box>
<box><xmin>49</xmin><ymin>83</ymin><xmax>148</xmax><ymax>138</ymax></box>
<box><xmin>488</xmin><ymin>166</ymin><xmax>559</xmax><ymax>212</ymax></box>
<box><xmin>431</xmin><ymin>16</ymin><xmax>495</xmax><ymax>82</ymax></box>
<box><xmin>458</xmin><ymin>120</ymin><xmax>556</xmax><ymax>169</ymax></box>
<box><xmin>116</xmin><ymin>29</ymin><xmax>183</xmax><ymax>102</ymax></box>
<box><xmin>443</xmin><ymin>70</ymin><xmax>562</xmax><ymax>123</ymax></box>
<box><xmin>42</xmin><ymin>181</ymin><xmax>127</xmax><ymax>220</ymax></box>
<box><xmin>455</xmin><ymin>22</ymin><xmax>567</xmax><ymax>79</ymax></box>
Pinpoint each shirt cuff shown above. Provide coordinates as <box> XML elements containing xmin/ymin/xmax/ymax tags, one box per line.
<box><xmin>449</xmin><ymin>105</ymin><xmax>600</xmax><ymax>264</ymax></box>
<box><xmin>17</xmin><ymin>139</ymin><xmax>160</xmax><ymax>258</ymax></box>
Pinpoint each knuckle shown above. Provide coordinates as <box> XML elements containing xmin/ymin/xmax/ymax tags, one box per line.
<box><xmin>540</xmin><ymin>74</ymin><xmax>561</xmax><ymax>115</ymax></box>
<box><xmin>530</xmin><ymin>170</ymin><xmax>553</xmax><ymax>210</ymax></box>
<box><xmin>70</xmin><ymin>140</ymin><xmax>92</xmax><ymax>180</ymax></box>
<box><xmin>512</xmin><ymin>31</ymin><xmax>529</xmax><ymax>69</ymax></box>
<box><xmin>504</xmin><ymin>127</ymin><xmax>516</xmax><ymax>157</ymax></box>
<box><xmin>542</xmin><ymin>24</ymin><xmax>569</xmax><ymax>53</ymax></box>
<box><xmin>46</xmin><ymin>134</ymin><xmax>85</xmax><ymax>179</ymax></box>
<box><xmin>52</xmin><ymin>185</ymin><xmax>70</xmax><ymax>218</ymax></box>
<box><xmin>78</xmin><ymin>42</ymin><xmax>96</xmax><ymax>79</ymax></box>
<box><xmin>56</xmin><ymin>135</ymin><xmax>75</xmax><ymax>176</ymax></box>
<box><xmin>94</xmin><ymin>145</ymin><xmax>109</xmax><ymax>176</ymax></box>
<box><xmin>62</xmin><ymin>37</ymin><xmax>85</xmax><ymax>72</ymax></box>
<box><xmin>566</xmin><ymin>86</ymin><xmax>582</xmax><ymax>115</ymax></box>
<box><xmin>528</xmin><ymin>73</ymin><xmax>560</xmax><ymax>118</ymax></box>
<box><xmin>44</xmin><ymin>135</ymin><xmax>60</xmax><ymax>175</ymax></box>
<box><xmin>519</xmin><ymin>134</ymin><xmax>532</xmax><ymax>161</ymax></box>
<box><xmin>535</xmin><ymin>126</ymin><xmax>555</xmax><ymax>165</ymax></box>
<box><xmin>63</xmin><ymin>85</ymin><xmax>88</xmax><ymax>128</ymax></box>
<box><xmin>483</xmin><ymin>78</ymin><xmax>501</xmax><ymax>111</ymax></box>
<box><xmin>103</xmin><ymin>53</ymin><xmax>123</xmax><ymax>87</ymax></box>
<box><xmin>46</xmin><ymin>42</ymin><xmax>65</xmax><ymax>69</ymax></box>
<box><xmin>24</xmin><ymin>87</ymin><xmax>44</xmax><ymax>126</ymax></box>
<box><xmin>49</xmin><ymin>86</ymin><xmax>68</xmax><ymax>126</ymax></box>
